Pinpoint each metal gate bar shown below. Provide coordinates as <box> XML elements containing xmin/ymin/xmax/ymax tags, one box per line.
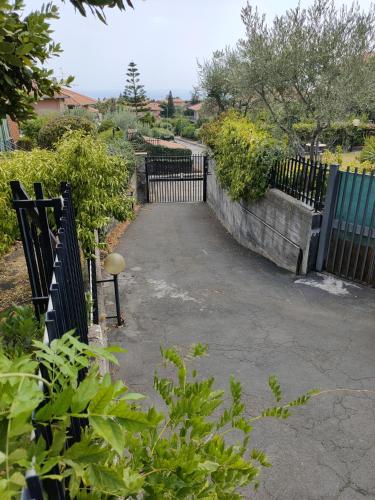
<box><xmin>145</xmin><ymin>155</ymin><xmax>208</xmax><ymax>203</ymax></box>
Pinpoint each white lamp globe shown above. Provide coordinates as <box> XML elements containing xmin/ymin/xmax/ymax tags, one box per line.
<box><xmin>103</xmin><ymin>253</ymin><xmax>126</xmax><ymax>275</ymax></box>
<box><xmin>352</xmin><ymin>118</ymin><xmax>361</xmax><ymax>127</ymax></box>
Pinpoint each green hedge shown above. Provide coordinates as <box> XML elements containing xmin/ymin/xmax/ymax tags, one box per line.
<box><xmin>201</xmin><ymin>112</ymin><xmax>285</xmax><ymax>201</ymax></box>
<box><xmin>38</xmin><ymin>115</ymin><xmax>95</xmax><ymax>149</ymax></box>
<box><xmin>292</xmin><ymin>121</ymin><xmax>375</xmax><ymax>149</ymax></box>
<box><xmin>0</xmin><ymin>131</ymin><xmax>134</xmax><ymax>257</ymax></box>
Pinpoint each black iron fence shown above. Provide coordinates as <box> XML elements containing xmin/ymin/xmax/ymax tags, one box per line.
<box><xmin>12</xmin><ymin>181</ymin><xmax>88</xmax><ymax>499</ymax></box>
<box><xmin>270</xmin><ymin>157</ymin><xmax>329</xmax><ymax>211</ymax></box>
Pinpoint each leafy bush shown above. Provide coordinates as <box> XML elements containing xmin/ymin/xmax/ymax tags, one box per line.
<box><xmin>20</xmin><ymin>115</ymin><xmax>53</xmax><ymax>144</ymax></box>
<box><xmin>151</xmin><ymin>127</ymin><xmax>174</xmax><ymax>140</ymax></box>
<box><xmin>109</xmin><ymin>110</ymin><xmax>153</xmax><ymax>137</ymax></box>
<box><xmin>158</xmin><ymin>119</ymin><xmax>173</xmax><ymax>130</ymax></box>
<box><xmin>37</xmin><ymin>115</ymin><xmax>95</xmax><ymax>149</ymax></box>
<box><xmin>105</xmin><ymin>137</ymin><xmax>136</xmax><ymax>176</ymax></box>
<box><xmin>0</xmin><ymin>148</ymin><xmax>57</xmax><ymax>256</ymax></box>
<box><xmin>293</xmin><ymin>120</ymin><xmax>375</xmax><ymax>150</ymax></box>
<box><xmin>0</xmin><ymin>305</ymin><xmax>43</xmax><ymax>356</ymax></box>
<box><xmin>49</xmin><ymin>131</ymin><xmax>134</xmax><ymax>253</ymax></box>
<box><xmin>0</xmin><ymin>132</ymin><xmax>135</xmax><ymax>256</ymax></box>
<box><xmin>180</xmin><ymin>124</ymin><xmax>196</xmax><ymax>139</ymax></box>
<box><xmin>16</xmin><ymin>136</ymin><xmax>34</xmax><ymax>151</ymax></box>
<box><xmin>360</xmin><ymin>136</ymin><xmax>375</xmax><ymax>165</ymax></box>
<box><xmin>171</xmin><ymin>116</ymin><xmax>193</xmax><ymax>135</ymax></box>
<box><xmin>202</xmin><ymin>112</ymin><xmax>285</xmax><ymax>201</ymax></box>
<box><xmin>146</xmin><ymin>143</ymin><xmax>192</xmax><ymax>156</ymax></box>
<box><xmin>321</xmin><ymin>146</ymin><xmax>343</xmax><ymax>166</ymax></box>
<box><xmin>98</xmin><ymin>118</ymin><xmax>116</xmax><ymax>133</ymax></box>
<box><xmin>0</xmin><ymin>331</ymin><xmax>315</xmax><ymax>498</ymax></box>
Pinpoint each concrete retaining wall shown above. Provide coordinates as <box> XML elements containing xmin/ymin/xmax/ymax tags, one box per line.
<box><xmin>207</xmin><ymin>162</ymin><xmax>321</xmax><ymax>274</ymax></box>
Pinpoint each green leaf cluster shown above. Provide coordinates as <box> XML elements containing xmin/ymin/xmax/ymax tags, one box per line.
<box><xmin>0</xmin><ymin>305</ymin><xmax>43</xmax><ymax>357</ymax></box>
<box><xmin>0</xmin><ymin>333</ymin><xmax>315</xmax><ymax>498</ymax></box>
<box><xmin>37</xmin><ymin>115</ymin><xmax>95</xmax><ymax>150</ymax></box>
<box><xmin>0</xmin><ymin>0</ymin><xmax>67</xmax><ymax>122</ymax></box>
<box><xmin>202</xmin><ymin>112</ymin><xmax>286</xmax><ymax>201</ymax></box>
<box><xmin>0</xmin><ymin>131</ymin><xmax>135</xmax><ymax>256</ymax></box>
<box><xmin>360</xmin><ymin>136</ymin><xmax>375</xmax><ymax>167</ymax></box>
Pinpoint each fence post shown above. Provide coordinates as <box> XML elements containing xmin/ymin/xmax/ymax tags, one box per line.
<box><xmin>203</xmin><ymin>155</ymin><xmax>208</xmax><ymax>202</ymax></box>
<box><xmin>316</xmin><ymin>164</ymin><xmax>340</xmax><ymax>271</ymax></box>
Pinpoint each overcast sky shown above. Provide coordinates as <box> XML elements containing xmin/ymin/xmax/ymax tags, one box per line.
<box><xmin>23</xmin><ymin>0</ymin><xmax>373</xmax><ymax>99</ymax></box>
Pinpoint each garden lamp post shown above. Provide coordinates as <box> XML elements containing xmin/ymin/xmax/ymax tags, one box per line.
<box><xmin>97</xmin><ymin>253</ymin><xmax>126</xmax><ymax>326</ymax></box>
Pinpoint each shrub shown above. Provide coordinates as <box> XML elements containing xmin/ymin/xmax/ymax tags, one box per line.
<box><xmin>360</xmin><ymin>136</ymin><xmax>375</xmax><ymax>165</ymax></box>
<box><xmin>146</xmin><ymin>143</ymin><xmax>192</xmax><ymax>156</ymax></box>
<box><xmin>49</xmin><ymin>131</ymin><xmax>133</xmax><ymax>253</ymax></box>
<box><xmin>98</xmin><ymin>118</ymin><xmax>116</xmax><ymax>133</ymax></box>
<box><xmin>105</xmin><ymin>137</ymin><xmax>136</xmax><ymax>175</ymax></box>
<box><xmin>322</xmin><ymin>146</ymin><xmax>343</xmax><ymax>166</ymax></box>
<box><xmin>0</xmin><ymin>148</ymin><xmax>57</xmax><ymax>256</ymax></box>
<box><xmin>181</xmin><ymin>124</ymin><xmax>196</xmax><ymax>139</ymax></box>
<box><xmin>0</xmin><ymin>331</ymin><xmax>314</xmax><ymax>498</ymax></box>
<box><xmin>293</xmin><ymin>120</ymin><xmax>375</xmax><ymax>150</ymax></box>
<box><xmin>151</xmin><ymin>127</ymin><xmax>175</xmax><ymax>140</ymax></box>
<box><xmin>171</xmin><ymin>116</ymin><xmax>192</xmax><ymax>135</ymax></box>
<box><xmin>158</xmin><ymin>119</ymin><xmax>173</xmax><ymax>130</ymax></box>
<box><xmin>37</xmin><ymin>115</ymin><xmax>95</xmax><ymax>149</ymax></box>
<box><xmin>16</xmin><ymin>136</ymin><xmax>34</xmax><ymax>151</ymax></box>
<box><xmin>0</xmin><ymin>132</ymin><xmax>134</xmax><ymax>256</ymax></box>
<box><xmin>110</xmin><ymin>110</ymin><xmax>153</xmax><ymax>137</ymax></box>
<box><xmin>0</xmin><ymin>305</ymin><xmax>43</xmax><ymax>356</ymax></box>
<box><xmin>203</xmin><ymin>112</ymin><xmax>285</xmax><ymax>201</ymax></box>
<box><xmin>20</xmin><ymin>115</ymin><xmax>53</xmax><ymax>143</ymax></box>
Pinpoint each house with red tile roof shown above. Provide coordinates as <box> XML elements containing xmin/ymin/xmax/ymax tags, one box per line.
<box><xmin>144</xmin><ymin>101</ymin><xmax>162</xmax><ymax>119</ymax></box>
<box><xmin>187</xmin><ymin>102</ymin><xmax>202</xmax><ymax>123</ymax></box>
<box><xmin>34</xmin><ymin>88</ymin><xmax>98</xmax><ymax>115</ymax></box>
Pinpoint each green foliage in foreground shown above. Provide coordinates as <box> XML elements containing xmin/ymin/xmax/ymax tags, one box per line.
<box><xmin>201</xmin><ymin>112</ymin><xmax>285</xmax><ymax>202</ymax></box>
<box><xmin>0</xmin><ymin>332</ymin><xmax>316</xmax><ymax>498</ymax></box>
<box><xmin>360</xmin><ymin>136</ymin><xmax>375</xmax><ymax>166</ymax></box>
<box><xmin>0</xmin><ymin>0</ymin><xmax>66</xmax><ymax>122</ymax></box>
<box><xmin>0</xmin><ymin>131</ymin><xmax>134</xmax><ymax>256</ymax></box>
<box><xmin>0</xmin><ymin>305</ymin><xmax>43</xmax><ymax>357</ymax></box>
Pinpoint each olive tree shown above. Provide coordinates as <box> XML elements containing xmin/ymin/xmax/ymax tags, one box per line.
<box><xmin>239</xmin><ymin>0</ymin><xmax>375</xmax><ymax>158</ymax></box>
<box><xmin>198</xmin><ymin>48</ymin><xmax>257</xmax><ymax>115</ymax></box>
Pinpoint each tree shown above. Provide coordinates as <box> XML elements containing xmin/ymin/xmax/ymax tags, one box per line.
<box><xmin>123</xmin><ymin>61</ymin><xmax>148</xmax><ymax>116</ymax></box>
<box><xmin>239</xmin><ymin>0</ymin><xmax>375</xmax><ymax>158</ymax></box>
<box><xmin>0</xmin><ymin>1</ymin><xmax>68</xmax><ymax>121</ymax></box>
<box><xmin>0</xmin><ymin>0</ymin><xmax>134</xmax><ymax>122</ymax></box>
<box><xmin>198</xmin><ymin>49</ymin><xmax>257</xmax><ymax>116</ymax></box>
<box><xmin>160</xmin><ymin>90</ymin><xmax>175</xmax><ymax>118</ymax></box>
<box><xmin>190</xmin><ymin>87</ymin><xmax>201</xmax><ymax>105</ymax></box>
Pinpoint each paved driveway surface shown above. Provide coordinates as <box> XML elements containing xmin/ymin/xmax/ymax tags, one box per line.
<box><xmin>108</xmin><ymin>203</ymin><xmax>375</xmax><ymax>500</ymax></box>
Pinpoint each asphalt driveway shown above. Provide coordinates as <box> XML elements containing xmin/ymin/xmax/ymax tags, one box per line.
<box><xmin>108</xmin><ymin>203</ymin><xmax>375</xmax><ymax>500</ymax></box>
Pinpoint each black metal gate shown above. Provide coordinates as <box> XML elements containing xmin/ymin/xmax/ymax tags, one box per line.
<box><xmin>145</xmin><ymin>155</ymin><xmax>208</xmax><ymax>203</ymax></box>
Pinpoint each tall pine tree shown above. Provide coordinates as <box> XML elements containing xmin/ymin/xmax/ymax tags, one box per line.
<box><xmin>160</xmin><ymin>90</ymin><xmax>175</xmax><ymax>118</ymax></box>
<box><xmin>123</xmin><ymin>61</ymin><xmax>148</xmax><ymax>116</ymax></box>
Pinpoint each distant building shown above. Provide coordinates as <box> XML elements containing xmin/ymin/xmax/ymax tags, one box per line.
<box><xmin>187</xmin><ymin>103</ymin><xmax>202</xmax><ymax>123</ymax></box>
<box><xmin>34</xmin><ymin>88</ymin><xmax>98</xmax><ymax>115</ymax></box>
<box><xmin>144</xmin><ymin>101</ymin><xmax>162</xmax><ymax>119</ymax></box>
<box><xmin>173</xmin><ymin>98</ymin><xmax>186</xmax><ymax>107</ymax></box>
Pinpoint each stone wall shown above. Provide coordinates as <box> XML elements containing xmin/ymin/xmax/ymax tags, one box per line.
<box><xmin>207</xmin><ymin>162</ymin><xmax>321</xmax><ymax>274</ymax></box>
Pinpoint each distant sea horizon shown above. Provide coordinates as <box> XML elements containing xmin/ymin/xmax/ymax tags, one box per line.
<box><xmin>76</xmin><ymin>88</ymin><xmax>192</xmax><ymax>100</ymax></box>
